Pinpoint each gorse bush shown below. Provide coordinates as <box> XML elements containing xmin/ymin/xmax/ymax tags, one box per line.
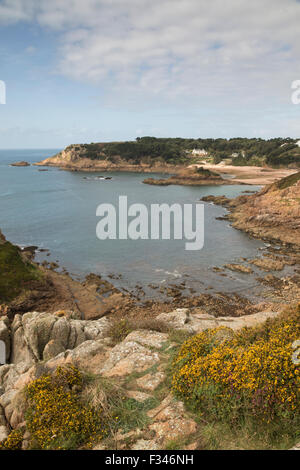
<box><xmin>25</xmin><ymin>365</ymin><xmax>106</xmax><ymax>450</ymax></box>
<box><xmin>0</xmin><ymin>430</ymin><xmax>23</xmax><ymax>450</ymax></box>
<box><xmin>172</xmin><ymin>311</ymin><xmax>300</xmax><ymax>427</ymax></box>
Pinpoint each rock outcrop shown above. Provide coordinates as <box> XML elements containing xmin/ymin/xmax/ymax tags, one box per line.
<box><xmin>203</xmin><ymin>172</ymin><xmax>300</xmax><ymax>246</ymax></box>
<box><xmin>11</xmin><ymin>311</ymin><xmax>111</xmax><ymax>365</ymax></box>
<box><xmin>156</xmin><ymin>307</ymin><xmax>279</xmax><ymax>333</ymax></box>
<box><xmin>0</xmin><ymin>306</ymin><xmax>287</xmax><ymax>449</ymax></box>
<box><xmin>143</xmin><ymin>167</ymin><xmax>228</xmax><ymax>186</ymax></box>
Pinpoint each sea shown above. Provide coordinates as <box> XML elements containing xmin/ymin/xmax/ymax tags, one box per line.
<box><xmin>0</xmin><ymin>149</ymin><xmax>268</xmax><ymax>298</ymax></box>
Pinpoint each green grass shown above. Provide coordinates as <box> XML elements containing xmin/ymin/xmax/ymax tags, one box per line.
<box><xmin>81</xmin><ymin>374</ymin><xmax>158</xmax><ymax>436</ymax></box>
<box><xmin>165</xmin><ymin>436</ymin><xmax>191</xmax><ymax>450</ymax></box>
<box><xmin>199</xmin><ymin>418</ymin><xmax>299</xmax><ymax>450</ymax></box>
<box><xmin>0</xmin><ymin>241</ymin><xmax>41</xmax><ymax>302</ymax></box>
<box><xmin>168</xmin><ymin>328</ymin><xmax>193</xmax><ymax>345</ymax></box>
<box><xmin>110</xmin><ymin>397</ymin><xmax>155</xmax><ymax>433</ymax></box>
<box><xmin>275</xmin><ymin>171</ymin><xmax>300</xmax><ymax>190</ymax></box>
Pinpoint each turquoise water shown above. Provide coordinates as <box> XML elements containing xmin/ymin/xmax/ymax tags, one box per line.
<box><xmin>0</xmin><ymin>149</ymin><xmax>265</xmax><ymax>296</ymax></box>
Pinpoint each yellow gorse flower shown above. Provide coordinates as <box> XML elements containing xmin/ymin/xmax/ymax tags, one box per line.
<box><xmin>172</xmin><ymin>315</ymin><xmax>300</xmax><ymax>421</ymax></box>
<box><xmin>24</xmin><ymin>365</ymin><xmax>106</xmax><ymax>450</ymax></box>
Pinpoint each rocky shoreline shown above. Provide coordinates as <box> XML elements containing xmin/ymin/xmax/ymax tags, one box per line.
<box><xmin>0</xmin><ymin>171</ymin><xmax>299</xmax><ymax>450</ymax></box>
<box><xmin>35</xmin><ymin>146</ymin><xmax>183</xmax><ymax>174</ymax></box>
<box><xmin>1</xmin><ymin>171</ymin><xmax>300</xmax><ymax>322</ymax></box>
<box><xmin>201</xmin><ymin>171</ymin><xmax>300</xmax><ymax>247</ymax></box>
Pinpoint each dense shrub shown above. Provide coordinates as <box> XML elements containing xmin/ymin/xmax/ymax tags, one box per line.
<box><xmin>76</xmin><ymin>136</ymin><xmax>300</xmax><ymax>168</ymax></box>
<box><xmin>0</xmin><ymin>241</ymin><xmax>41</xmax><ymax>302</ymax></box>
<box><xmin>0</xmin><ymin>430</ymin><xmax>23</xmax><ymax>450</ymax></box>
<box><xmin>107</xmin><ymin>318</ymin><xmax>134</xmax><ymax>344</ymax></box>
<box><xmin>25</xmin><ymin>366</ymin><xmax>106</xmax><ymax>449</ymax></box>
<box><xmin>172</xmin><ymin>312</ymin><xmax>300</xmax><ymax>426</ymax></box>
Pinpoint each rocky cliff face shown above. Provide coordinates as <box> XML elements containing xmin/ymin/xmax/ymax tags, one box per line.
<box><xmin>35</xmin><ymin>144</ymin><xmax>176</xmax><ymax>173</ymax></box>
<box><xmin>35</xmin><ymin>145</ymin><xmax>95</xmax><ymax>168</ymax></box>
<box><xmin>227</xmin><ymin>172</ymin><xmax>300</xmax><ymax>246</ymax></box>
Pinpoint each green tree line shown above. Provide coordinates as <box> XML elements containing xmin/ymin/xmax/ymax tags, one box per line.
<box><xmin>77</xmin><ymin>136</ymin><xmax>300</xmax><ymax>167</ymax></box>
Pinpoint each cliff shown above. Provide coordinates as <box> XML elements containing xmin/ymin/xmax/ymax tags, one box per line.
<box><xmin>35</xmin><ymin>144</ymin><xmax>183</xmax><ymax>173</ymax></box>
<box><xmin>35</xmin><ymin>144</ymin><xmax>109</xmax><ymax>170</ymax></box>
<box><xmin>208</xmin><ymin>171</ymin><xmax>300</xmax><ymax>246</ymax></box>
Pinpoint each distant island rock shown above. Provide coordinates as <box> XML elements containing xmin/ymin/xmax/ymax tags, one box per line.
<box><xmin>10</xmin><ymin>161</ymin><xmax>30</xmax><ymax>167</ymax></box>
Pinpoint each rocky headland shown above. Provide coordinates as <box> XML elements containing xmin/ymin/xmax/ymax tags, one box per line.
<box><xmin>202</xmin><ymin>171</ymin><xmax>300</xmax><ymax>246</ymax></box>
<box><xmin>34</xmin><ymin>142</ymin><xmax>299</xmax><ymax>185</ymax></box>
<box><xmin>35</xmin><ymin>144</ymin><xmax>182</xmax><ymax>174</ymax></box>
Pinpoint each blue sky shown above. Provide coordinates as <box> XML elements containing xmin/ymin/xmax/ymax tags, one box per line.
<box><xmin>0</xmin><ymin>0</ymin><xmax>300</xmax><ymax>148</ymax></box>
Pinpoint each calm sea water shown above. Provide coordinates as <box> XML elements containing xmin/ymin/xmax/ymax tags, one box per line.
<box><xmin>0</xmin><ymin>149</ymin><xmax>265</xmax><ymax>296</ymax></box>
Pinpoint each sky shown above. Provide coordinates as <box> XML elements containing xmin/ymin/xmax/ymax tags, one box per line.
<box><xmin>0</xmin><ymin>0</ymin><xmax>300</xmax><ymax>148</ymax></box>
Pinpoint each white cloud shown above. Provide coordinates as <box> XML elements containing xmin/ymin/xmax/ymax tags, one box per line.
<box><xmin>1</xmin><ymin>0</ymin><xmax>300</xmax><ymax>108</ymax></box>
<box><xmin>0</xmin><ymin>0</ymin><xmax>34</xmax><ymax>23</ymax></box>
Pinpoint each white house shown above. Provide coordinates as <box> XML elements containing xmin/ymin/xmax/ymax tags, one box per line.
<box><xmin>191</xmin><ymin>148</ymin><xmax>208</xmax><ymax>157</ymax></box>
<box><xmin>231</xmin><ymin>151</ymin><xmax>245</xmax><ymax>158</ymax></box>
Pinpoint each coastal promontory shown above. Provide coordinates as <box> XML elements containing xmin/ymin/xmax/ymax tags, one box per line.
<box><xmin>35</xmin><ymin>137</ymin><xmax>300</xmax><ymax>185</ymax></box>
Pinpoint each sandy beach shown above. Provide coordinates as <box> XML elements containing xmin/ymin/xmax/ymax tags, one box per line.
<box><xmin>189</xmin><ymin>163</ymin><xmax>299</xmax><ymax>185</ymax></box>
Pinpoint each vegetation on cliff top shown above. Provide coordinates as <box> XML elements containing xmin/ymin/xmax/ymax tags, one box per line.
<box><xmin>273</xmin><ymin>170</ymin><xmax>300</xmax><ymax>190</ymax></box>
<box><xmin>0</xmin><ymin>240</ymin><xmax>41</xmax><ymax>302</ymax></box>
<box><xmin>65</xmin><ymin>136</ymin><xmax>300</xmax><ymax>168</ymax></box>
<box><xmin>25</xmin><ymin>366</ymin><xmax>106</xmax><ymax>450</ymax></box>
<box><xmin>172</xmin><ymin>305</ymin><xmax>300</xmax><ymax>448</ymax></box>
